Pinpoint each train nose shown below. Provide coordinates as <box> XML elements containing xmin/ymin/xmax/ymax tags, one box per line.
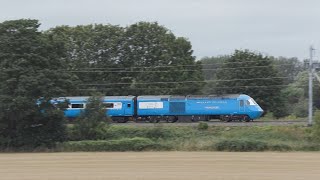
<box><xmin>251</xmin><ymin>110</ymin><xmax>264</xmax><ymax>119</ymax></box>
<box><xmin>258</xmin><ymin>109</ymin><xmax>264</xmax><ymax>117</ymax></box>
<box><xmin>257</xmin><ymin>106</ymin><xmax>264</xmax><ymax>117</ymax></box>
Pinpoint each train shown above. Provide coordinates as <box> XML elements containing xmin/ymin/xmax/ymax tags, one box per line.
<box><xmin>52</xmin><ymin>94</ymin><xmax>264</xmax><ymax>123</ymax></box>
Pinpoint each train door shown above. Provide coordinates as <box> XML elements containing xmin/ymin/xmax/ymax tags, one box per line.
<box><xmin>124</xmin><ymin>102</ymin><xmax>133</xmax><ymax>116</ymax></box>
<box><xmin>239</xmin><ymin>100</ymin><xmax>245</xmax><ymax>112</ymax></box>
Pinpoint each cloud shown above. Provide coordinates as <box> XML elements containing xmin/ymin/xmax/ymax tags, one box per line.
<box><xmin>1</xmin><ymin>0</ymin><xmax>319</xmax><ymax>60</ymax></box>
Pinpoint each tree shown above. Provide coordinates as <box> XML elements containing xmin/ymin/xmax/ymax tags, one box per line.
<box><xmin>312</xmin><ymin>110</ymin><xmax>320</xmax><ymax>141</ymax></box>
<box><xmin>271</xmin><ymin>56</ymin><xmax>304</xmax><ymax>85</ymax></box>
<box><xmin>0</xmin><ymin>19</ymin><xmax>74</xmax><ymax>148</ymax></box>
<box><xmin>45</xmin><ymin>24</ymin><xmax>124</xmax><ymax>95</ymax></box>
<box><xmin>200</xmin><ymin>56</ymin><xmax>230</xmax><ymax>94</ymax></box>
<box><xmin>72</xmin><ymin>94</ymin><xmax>110</xmax><ymax>140</ymax></box>
<box><xmin>47</xmin><ymin>22</ymin><xmax>204</xmax><ymax>96</ymax></box>
<box><xmin>117</xmin><ymin>22</ymin><xmax>204</xmax><ymax>95</ymax></box>
<box><xmin>213</xmin><ymin>50</ymin><xmax>286</xmax><ymax>118</ymax></box>
<box><xmin>281</xmin><ymin>71</ymin><xmax>320</xmax><ymax>117</ymax></box>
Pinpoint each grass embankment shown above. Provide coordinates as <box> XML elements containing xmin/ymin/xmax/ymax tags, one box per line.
<box><xmin>57</xmin><ymin>124</ymin><xmax>320</xmax><ymax>152</ymax></box>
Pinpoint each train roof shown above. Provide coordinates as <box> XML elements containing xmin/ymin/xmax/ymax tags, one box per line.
<box><xmin>187</xmin><ymin>94</ymin><xmax>241</xmax><ymax>99</ymax></box>
<box><xmin>138</xmin><ymin>95</ymin><xmax>171</xmax><ymax>100</ymax></box>
<box><xmin>57</xmin><ymin>96</ymin><xmax>135</xmax><ymax>101</ymax></box>
<box><xmin>55</xmin><ymin>94</ymin><xmax>246</xmax><ymax>101</ymax></box>
<box><xmin>138</xmin><ymin>94</ymin><xmax>241</xmax><ymax>100</ymax></box>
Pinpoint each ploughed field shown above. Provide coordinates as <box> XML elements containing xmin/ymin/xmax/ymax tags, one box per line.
<box><xmin>1</xmin><ymin>152</ymin><xmax>320</xmax><ymax>180</ymax></box>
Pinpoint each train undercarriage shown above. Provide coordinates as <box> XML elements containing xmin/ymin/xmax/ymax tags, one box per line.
<box><xmin>111</xmin><ymin>115</ymin><xmax>252</xmax><ymax>123</ymax></box>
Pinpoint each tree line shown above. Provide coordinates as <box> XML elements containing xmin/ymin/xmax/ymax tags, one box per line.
<box><xmin>0</xmin><ymin>19</ymin><xmax>316</xmax><ymax>149</ymax></box>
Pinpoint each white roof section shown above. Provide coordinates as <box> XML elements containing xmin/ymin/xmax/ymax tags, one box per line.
<box><xmin>138</xmin><ymin>94</ymin><xmax>241</xmax><ymax>100</ymax></box>
<box><xmin>137</xmin><ymin>95</ymin><xmax>171</xmax><ymax>100</ymax></box>
<box><xmin>56</xmin><ymin>96</ymin><xmax>135</xmax><ymax>101</ymax></box>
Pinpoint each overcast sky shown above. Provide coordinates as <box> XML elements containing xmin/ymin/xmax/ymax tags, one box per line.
<box><xmin>1</xmin><ymin>0</ymin><xmax>319</xmax><ymax>60</ymax></box>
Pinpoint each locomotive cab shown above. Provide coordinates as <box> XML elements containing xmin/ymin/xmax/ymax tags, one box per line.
<box><xmin>238</xmin><ymin>95</ymin><xmax>264</xmax><ymax>120</ymax></box>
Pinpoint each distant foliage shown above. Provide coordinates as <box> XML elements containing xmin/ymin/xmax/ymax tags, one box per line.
<box><xmin>281</xmin><ymin>71</ymin><xmax>320</xmax><ymax>117</ymax></box>
<box><xmin>271</xmin><ymin>56</ymin><xmax>304</xmax><ymax>85</ymax></box>
<box><xmin>201</xmin><ymin>56</ymin><xmax>229</xmax><ymax>94</ymax></box>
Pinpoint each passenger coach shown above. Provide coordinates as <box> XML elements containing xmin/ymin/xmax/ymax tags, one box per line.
<box><xmin>53</xmin><ymin>96</ymin><xmax>135</xmax><ymax>122</ymax></box>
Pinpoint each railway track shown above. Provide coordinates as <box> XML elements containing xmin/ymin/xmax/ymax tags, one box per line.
<box><xmin>113</xmin><ymin>120</ymin><xmax>307</xmax><ymax>127</ymax></box>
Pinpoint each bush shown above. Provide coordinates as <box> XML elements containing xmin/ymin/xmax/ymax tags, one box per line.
<box><xmin>59</xmin><ymin>137</ymin><xmax>163</xmax><ymax>151</ymax></box>
<box><xmin>0</xmin><ymin>136</ymin><xmax>10</xmax><ymax>150</ymax></box>
<box><xmin>145</xmin><ymin>125</ymin><xmax>176</xmax><ymax>139</ymax></box>
<box><xmin>268</xmin><ymin>143</ymin><xmax>292</xmax><ymax>151</ymax></box>
<box><xmin>77</xmin><ymin>125</ymin><xmax>179</xmax><ymax>140</ymax></box>
<box><xmin>72</xmin><ymin>94</ymin><xmax>111</xmax><ymax>140</ymax></box>
<box><xmin>312</xmin><ymin>110</ymin><xmax>320</xmax><ymax>141</ymax></box>
<box><xmin>16</xmin><ymin>106</ymin><xmax>67</xmax><ymax>149</ymax></box>
<box><xmin>283</xmin><ymin>114</ymin><xmax>298</xmax><ymax>120</ymax></box>
<box><xmin>260</xmin><ymin>112</ymin><xmax>273</xmax><ymax>120</ymax></box>
<box><xmin>68</xmin><ymin>122</ymin><xmax>110</xmax><ymax>141</ymax></box>
<box><xmin>197</xmin><ymin>122</ymin><xmax>209</xmax><ymax>130</ymax></box>
<box><xmin>215</xmin><ymin>139</ymin><xmax>268</xmax><ymax>151</ymax></box>
<box><xmin>298</xmin><ymin>144</ymin><xmax>320</xmax><ymax>151</ymax></box>
<box><xmin>293</xmin><ymin>100</ymin><xmax>308</xmax><ymax>118</ymax></box>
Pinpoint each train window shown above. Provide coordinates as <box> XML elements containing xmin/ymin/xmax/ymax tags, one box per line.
<box><xmin>127</xmin><ymin>103</ymin><xmax>131</xmax><ymax>108</ymax></box>
<box><xmin>56</xmin><ymin>103</ymin><xmax>69</xmax><ymax>109</ymax></box>
<box><xmin>103</xmin><ymin>103</ymin><xmax>114</xmax><ymax>108</ymax></box>
<box><xmin>240</xmin><ymin>100</ymin><xmax>244</xmax><ymax>107</ymax></box>
<box><xmin>247</xmin><ymin>98</ymin><xmax>257</xmax><ymax>105</ymax></box>
<box><xmin>71</xmin><ymin>104</ymin><xmax>84</xmax><ymax>108</ymax></box>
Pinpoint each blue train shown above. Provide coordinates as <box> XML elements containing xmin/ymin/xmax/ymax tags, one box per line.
<box><xmin>52</xmin><ymin>94</ymin><xmax>263</xmax><ymax>122</ymax></box>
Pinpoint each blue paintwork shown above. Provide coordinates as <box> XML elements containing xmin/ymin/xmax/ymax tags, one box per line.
<box><xmin>137</xmin><ymin>94</ymin><xmax>263</xmax><ymax>120</ymax></box>
<box><xmin>52</xmin><ymin>94</ymin><xmax>263</xmax><ymax>120</ymax></box>
<box><xmin>53</xmin><ymin>96</ymin><xmax>135</xmax><ymax>118</ymax></box>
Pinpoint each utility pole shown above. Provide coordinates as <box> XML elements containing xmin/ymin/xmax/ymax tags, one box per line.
<box><xmin>308</xmin><ymin>46</ymin><xmax>315</xmax><ymax>126</ymax></box>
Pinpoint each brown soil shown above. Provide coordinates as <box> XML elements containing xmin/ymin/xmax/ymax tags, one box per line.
<box><xmin>1</xmin><ymin>152</ymin><xmax>320</xmax><ymax>180</ymax></box>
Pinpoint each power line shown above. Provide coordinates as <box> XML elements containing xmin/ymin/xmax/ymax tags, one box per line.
<box><xmin>79</xmin><ymin>77</ymin><xmax>289</xmax><ymax>86</ymax></box>
<box><xmin>78</xmin><ymin>84</ymin><xmax>313</xmax><ymax>91</ymax></box>
<box><xmin>67</xmin><ymin>64</ymin><xmax>295</xmax><ymax>73</ymax></box>
<box><xmin>71</xmin><ymin>61</ymin><xmax>295</xmax><ymax>70</ymax></box>
<box><xmin>73</xmin><ymin>60</ymin><xmax>276</xmax><ymax>70</ymax></box>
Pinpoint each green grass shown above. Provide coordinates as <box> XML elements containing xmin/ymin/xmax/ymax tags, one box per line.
<box><xmin>57</xmin><ymin>137</ymin><xmax>170</xmax><ymax>152</ymax></box>
<box><xmin>58</xmin><ymin>123</ymin><xmax>320</xmax><ymax>152</ymax></box>
<box><xmin>3</xmin><ymin>123</ymin><xmax>318</xmax><ymax>152</ymax></box>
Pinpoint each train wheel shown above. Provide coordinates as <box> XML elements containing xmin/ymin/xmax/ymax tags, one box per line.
<box><xmin>167</xmin><ymin>116</ymin><xmax>177</xmax><ymax>123</ymax></box>
<box><xmin>191</xmin><ymin>116</ymin><xmax>203</xmax><ymax>122</ymax></box>
<box><xmin>149</xmin><ymin>117</ymin><xmax>160</xmax><ymax>123</ymax></box>
<box><xmin>112</xmin><ymin>117</ymin><xmax>128</xmax><ymax>123</ymax></box>
<box><xmin>220</xmin><ymin>115</ymin><xmax>231</xmax><ymax>122</ymax></box>
<box><xmin>243</xmin><ymin>116</ymin><xmax>250</xmax><ymax>122</ymax></box>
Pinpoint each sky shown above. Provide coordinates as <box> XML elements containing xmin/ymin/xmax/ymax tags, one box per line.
<box><xmin>0</xmin><ymin>0</ymin><xmax>320</xmax><ymax>60</ymax></box>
